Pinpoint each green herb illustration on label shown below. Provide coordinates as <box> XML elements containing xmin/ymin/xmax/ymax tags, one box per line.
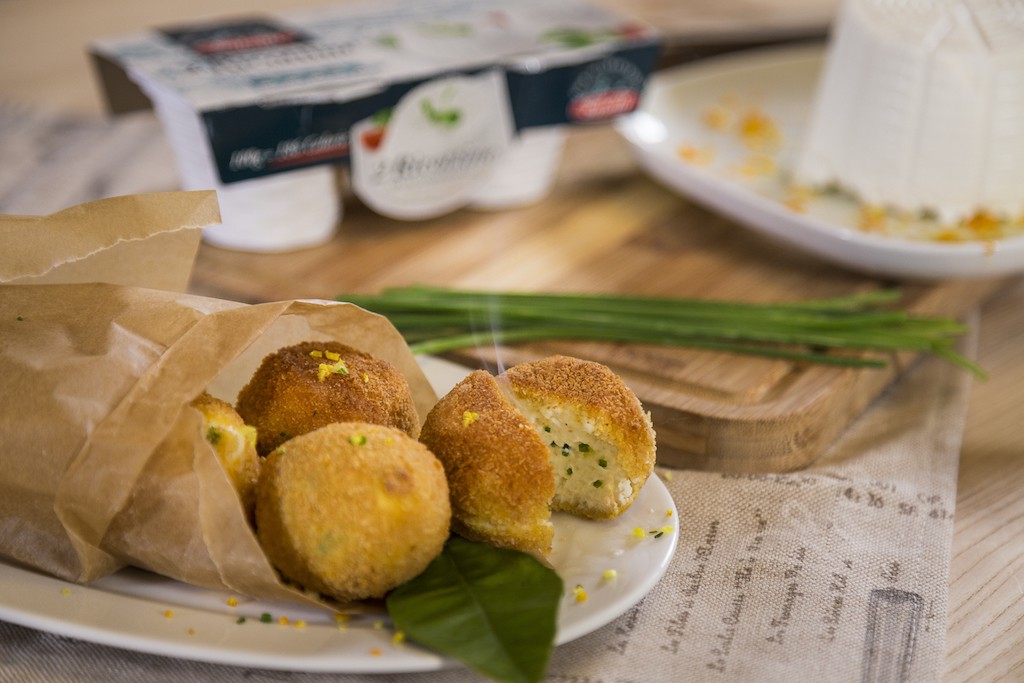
<box><xmin>418</xmin><ymin>21</ymin><xmax>473</xmax><ymax>38</ymax></box>
<box><xmin>421</xmin><ymin>98</ymin><xmax>461</xmax><ymax>128</ymax></box>
<box><xmin>542</xmin><ymin>23</ymin><xmax>645</xmax><ymax>49</ymax></box>
<box><xmin>541</xmin><ymin>27</ymin><xmax>613</xmax><ymax>48</ymax></box>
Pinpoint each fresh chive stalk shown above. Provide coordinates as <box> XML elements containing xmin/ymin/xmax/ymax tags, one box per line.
<box><xmin>337</xmin><ymin>286</ymin><xmax>983</xmax><ymax>377</ymax></box>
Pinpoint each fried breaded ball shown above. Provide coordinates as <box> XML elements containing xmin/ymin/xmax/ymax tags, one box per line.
<box><xmin>419</xmin><ymin>370</ymin><xmax>556</xmax><ymax>557</ymax></box>
<box><xmin>420</xmin><ymin>356</ymin><xmax>656</xmax><ymax>557</ymax></box>
<box><xmin>235</xmin><ymin>341</ymin><xmax>420</xmax><ymax>456</ymax></box>
<box><xmin>191</xmin><ymin>392</ymin><xmax>261</xmax><ymax>516</ymax></box>
<box><xmin>254</xmin><ymin>422</ymin><xmax>450</xmax><ymax>602</ymax></box>
<box><xmin>504</xmin><ymin>355</ymin><xmax>656</xmax><ymax>520</ymax></box>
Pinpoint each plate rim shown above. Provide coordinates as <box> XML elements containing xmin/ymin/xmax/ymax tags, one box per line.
<box><xmin>0</xmin><ymin>465</ymin><xmax>676</xmax><ymax>674</ymax></box>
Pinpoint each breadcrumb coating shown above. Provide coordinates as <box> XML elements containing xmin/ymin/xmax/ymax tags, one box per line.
<box><xmin>255</xmin><ymin>422</ymin><xmax>450</xmax><ymax>602</ymax></box>
<box><xmin>235</xmin><ymin>341</ymin><xmax>420</xmax><ymax>456</ymax></box>
<box><xmin>419</xmin><ymin>370</ymin><xmax>556</xmax><ymax>557</ymax></box>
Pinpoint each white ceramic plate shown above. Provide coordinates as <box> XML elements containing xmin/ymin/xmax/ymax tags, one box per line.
<box><xmin>0</xmin><ymin>357</ymin><xmax>677</xmax><ymax>674</ymax></box>
<box><xmin>616</xmin><ymin>45</ymin><xmax>1024</xmax><ymax>280</ymax></box>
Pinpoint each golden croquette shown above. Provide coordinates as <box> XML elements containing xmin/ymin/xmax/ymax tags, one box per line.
<box><xmin>419</xmin><ymin>356</ymin><xmax>657</xmax><ymax>557</ymax></box>
<box><xmin>419</xmin><ymin>370</ymin><xmax>556</xmax><ymax>558</ymax></box>
<box><xmin>255</xmin><ymin>422</ymin><xmax>450</xmax><ymax>602</ymax></box>
<box><xmin>235</xmin><ymin>341</ymin><xmax>420</xmax><ymax>456</ymax></box>
<box><xmin>503</xmin><ymin>355</ymin><xmax>656</xmax><ymax>520</ymax></box>
<box><xmin>190</xmin><ymin>392</ymin><xmax>261</xmax><ymax>517</ymax></box>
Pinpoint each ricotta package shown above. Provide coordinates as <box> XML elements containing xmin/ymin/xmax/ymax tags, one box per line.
<box><xmin>91</xmin><ymin>0</ymin><xmax>660</xmax><ymax>251</ymax></box>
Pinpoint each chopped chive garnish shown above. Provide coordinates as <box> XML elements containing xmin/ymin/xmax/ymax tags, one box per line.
<box><xmin>593</xmin><ymin>480</ymin><xmax>603</xmax><ymax>488</ymax></box>
<box><xmin>335</xmin><ymin>286</ymin><xmax>983</xmax><ymax>377</ymax></box>
<box><xmin>236</xmin><ymin>617</ymin><xmax>247</xmax><ymax>624</ymax></box>
<box><xmin>566</xmin><ymin>467</ymin><xmax>573</xmax><ymax>475</ymax></box>
<box><xmin>260</xmin><ymin>613</ymin><xmax>273</xmax><ymax>623</ymax></box>
<box><xmin>578</xmin><ymin>443</ymin><xmax>591</xmax><ymax>453</ymax></box>
<box><xmin>543</xmin><ymin>425</ymin><xmax>551</xmax><ymax>432</ymax></box>
<box><xmin>598</xmin><ymin>458</ymin><xmax>608</xmax><ymax>468</ymax></box>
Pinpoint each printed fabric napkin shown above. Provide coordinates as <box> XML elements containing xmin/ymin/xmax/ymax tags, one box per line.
<box><xmin>0</xmin><ymin>320</ymin><xmax>974</xmax><ymax>683</ymax></box>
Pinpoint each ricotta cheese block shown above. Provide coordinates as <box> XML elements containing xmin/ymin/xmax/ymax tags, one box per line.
<box><xmin>793</xmin><ymin>0</ymin><xmax>1024</xmax><ymax>222</ymax></box>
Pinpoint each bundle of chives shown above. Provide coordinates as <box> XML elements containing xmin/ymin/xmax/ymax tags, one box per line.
<box><xmin>337</xmin><ymin>286</ymin><xmax>983</xmax><ymax>377</ymax></box>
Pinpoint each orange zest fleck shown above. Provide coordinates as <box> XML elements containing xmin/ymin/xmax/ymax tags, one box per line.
<box><xmin>737</xmin><ymin>109</ymin><xmax>782</xmax><ymax>152</ymax></box>
<box><xmin>677</xmin><ymin>143</ymin><xmax>715</xmax><ymax>166</ymax></box>
<box><xmin>858</xmin><ymin>205</ymin><xmax>888</xmax><ymax>234</ymax></box>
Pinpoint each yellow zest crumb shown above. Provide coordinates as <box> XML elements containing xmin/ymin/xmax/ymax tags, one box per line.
<box><xmin>602</xmin><ymin>569</ymin><xmax>618</xmax><ymax>581</ymax></box>
<box><xmin>333</xmin><ymin>613</ymin><xmax>352</xmax><ymax>624</ymax></box>
<box><xmin>782</xmin><ymin>188</ymin><xmax>810</xmax><ymax>213</ymax></box>
<box><xmin>362</xmin><ymin>372</ymin><xmax>369</xmax><ymax>382</ymax></box>
<box><xmin>324</xmin><ymin>350</ymin><xmax>341</xmax><ymax>361</ymax></box>
<box><xmin>61</xmin><ymin>587</ymin><xmax>72</xmax><ymax>596</ymax></box>
<box><xmin>963</xmin><ymin>210</ymin><xmax>1004</xmax><ymax>239</ymax></box>
<box><xmin>677</xmin><ymin>143</ymin><xmax>715</xmax><ymax>166</ymax></box>
<box><xmin>392</xmin><ymin>631</ymin><xmax>406</xmax><ymax>645</ymax></box>
<box><xmin>294</xmin><ymin>620</ymin><xmax>307</xmax><ymax>629</ymax></box>
<box><xmin>703</xmin><ymin>103</ymin><xmax>733</xmax><ymax>131</ymax></box>
<box><xmin>309</xmin><ymin>350</ymin><xmax>323</xmax><ymax>358</ymax></box>
<box><xmin>226</xmin><ymin>596</ymin><xmax>238</xmax><ymax>607</ymax></box>
<box><xmin>935</xmin><ymin>228</ymin><xmax>964</xmax><ymax>242</ymax></box>
<box><xmin>278</xmin><ymin>616</ymin><xmax>290</xmax><ymax>625</ymax></box>
<box><xmin>373</xmin><ymin>619</ymin><xmax>384</xmax><ymax>630</ymax></box>
<box><xmin>735</xmin><ymin>153</ymin><xmax>776</xmax><ymax>178</ymax></box>
<box><xmin>858</xmin><ymin>204</ymin><xmax>888</xmax><ymax>233</ymax></box>
<box><xmin>317</xmin><ymin>359</ymin><xmax>350</xmax><ymax>382</ymax></box>
<box><xmin>370</xmin><ymin>648</ymin><xmax>383</xmax><ymax>657</ymax></box>
<box><xmin>666</xmin><ymin>509</ymin><xmax>673</xmax><ymax>517</ymax></box>
<box><xmin>660</xmin><ymin>525</ymin><xmax>675</xmax><ymax>535</ymax></box>
<box><xmin>572</xmin><ymin>585</ymin><xmax>588</xmax><ymax>603</ymax></box>
<box><xmin>188</xmin><ymin>628</ymin><xmax>196</xmax><ymax>636</ymax></box>
<box><xmin>462</xmin><ymin>411</ymin><xmax>480</xmax><ymax>427</ymax></box>
<box><xmin>632</xmin><ymin>527</ymin><xmax>647</xmax><ymax>539</ymax></box>
<box><xmin>164</xmin><ymin>610</ymin><xmax>174</xmax><ymax>619</ymax></box>
<box><xmin>738</xmin><ymin>109</ymin><xmax>782</xmax><ymax>151</ymax></box>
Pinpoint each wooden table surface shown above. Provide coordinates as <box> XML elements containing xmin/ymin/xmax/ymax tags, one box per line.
<box><xmin>2</xmin><ymin>1</ymin><xmax>1021</xmax><ymax>680</ymax></box>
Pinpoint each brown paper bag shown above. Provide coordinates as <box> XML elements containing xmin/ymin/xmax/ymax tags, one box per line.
<box><xmin>0</xmin><ymin>191</ymin><xmax>218</xmax><ymax>291</ymax></box>
<box><xmin>0</xmin><ymin>282</ymin><xmax>438</xmax><ymax>607</ymax></box>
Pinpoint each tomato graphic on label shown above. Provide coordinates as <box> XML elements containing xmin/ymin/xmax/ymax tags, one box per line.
<box><xmin>360</xmin><ymin>107</ymin><xmax>393</xmax><ymax>151</ymax></box>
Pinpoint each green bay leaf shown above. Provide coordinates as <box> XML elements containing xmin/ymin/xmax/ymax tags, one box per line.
<box><xmin>386</xmin><ymin>536</ymin><xmax>563</xmax><ymax>683</ymax></box>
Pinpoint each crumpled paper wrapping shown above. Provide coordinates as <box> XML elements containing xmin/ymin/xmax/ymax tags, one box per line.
<box><xmin>0</xmin><ymin>191</ymin><xmax>216</xmax><ymax>291</ymax></box>
<box><xmin>0</xmin><ymin>194</ymin><xmax>437</xmax><ymax>607</ymax></box>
